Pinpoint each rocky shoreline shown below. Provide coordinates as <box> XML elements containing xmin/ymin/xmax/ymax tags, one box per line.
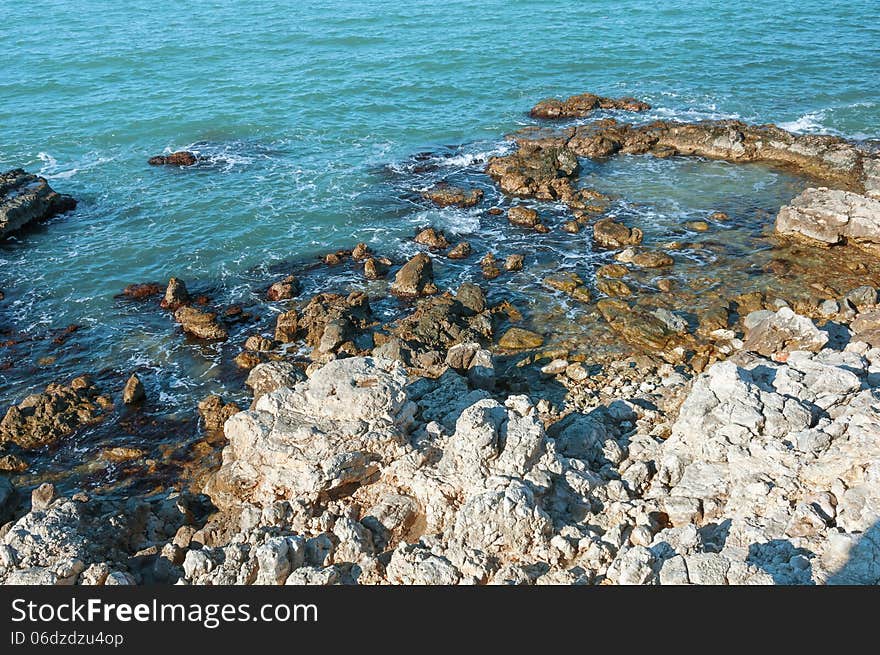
<box><xmin>1</xmin><ymin>91</ymin><xmax>879</xmax><ymax>585</ymax></box>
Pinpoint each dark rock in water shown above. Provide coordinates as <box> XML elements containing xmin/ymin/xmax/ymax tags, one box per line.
<box><xmin>593</xmin><ymin>218</ymin><xmax>643</xmax><ymax>249</ymax></box>
<box><xmin>0</xmin><ymin>375</ymin><xmax>106</xmax><ymax>450</ymax></box>
<box><xmin>414</xmin><ymin>227</ymin><xmax>450</xmax><ymax>250</ymax></box>
<box><xmin>391</xmin><ymin>293</ymin><xmax>492</xmax><ymax>355</ymax></box>
<box><xmin>391</xmin><ymin>253</ymin><xmax>438</xmax><ymax>297</ymax></box>
<box><xmin>0</xmin><ymin>169</ymin><xmax>77</xmax><ymax>239</ymax></box>
<box><xmin>455</xmin><ymin>282</ymin><xmax>487</xmax><ymax>315</ymax></box>
<box><xmin>122</xmin><ymin>283</ymin><xmax>163</xmax><ymax>300</ymax></box>
<box><xmin>122</xmin><ymin>374</ymin><xmax>146</xmax><ymax>405</ymax></box>
<box><xmin>447</xmin><ymin>241</ymin><xmax>472</xmax><ymax>259</ymax></box>
<box><xmin>148</xmin><ymin>151</ymin><xmax>198</xmax><ymax>167</ymax></box>
<box><xmin>173</xmin><ymin>306</ymin><xmax>228</xmax><ymax>341</ymax></box>
<box><xmin>198</xmin><ymin>395</ymin><xmax>240</xmax><ymax>432</ymax></box>
<box><xmin>160</xmin><ymin>277</ymin><xmax>190</xmax><ymax>310</ymax></box>
<box><xmin>266</xmin><ymin>274</ymin><xmax>301</xmax><ymax>301</ymax></box>
<box><xmin>530</xmin><ymin>92</ymin><xmax>651</xmax><ymax>119</ymax></box>
<box><xmin>422</xmin><ymin>185</ymin><xmax>483</xmax><ymax>208</ymax></box>
<box><xmin>596</xmin><ymin>278</ymin><xmax>632</xmax><ymax>297</ymax></box>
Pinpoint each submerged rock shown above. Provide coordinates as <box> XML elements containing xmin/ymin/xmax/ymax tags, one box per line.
<box><xmin>0</xmin><ymin>169</ymin><xmax>76</xmax><ymax>239</ymax></box>
<box><xmin>593</xmin><ymin>218</ymin><xmax>644</xmax><ymax>249</ymax></box>
<box><xmin>267</xmin><ymin>274</ymin><xmax>301</xmax><ymax>301</ymax></box>
<box><xmin>498</xmin><ymin>327</ymin><xmax>544</xmax><ymax>349</ymax></box>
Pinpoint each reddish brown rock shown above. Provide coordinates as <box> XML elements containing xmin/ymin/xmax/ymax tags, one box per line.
<box><xmin>530</xmin><ymin>93</ymin><xmax>651</xmax><ymax>119</ymax></box>
<box><xmin>391</xmin><ymin>253</ymin><xmax>438</xmax><ymax>297</ymax></box>
<box><xmin>422</xmin><ymin>185</ymin><xmax>484</xmax><ymax>208</ymax></box>
<box><xmin>160</xmin><ymin>277</ymin><xmax>190</xmax><ymax>310</ymax></box>
<box><xmin>174</xmin><ymin>306</ymin><xmax>228</xmax><ymax>341</ymax></box>
<box><xmin>414</xmin><ymin>227</ymin><xmax>450</xmax><ymax>250</ymax></box>
<box><xmin>148</xmin><ymin>151</ymin><xmax>198</xmax><ymax>166</ymax></box>
<box><xmin>266</xmin><ymin>274</ymin><xmax>301</xmax><ymax>301</ymax></box>
<box><xmin>122</xmin><ymin>283</ymin><xmax>163</xmax><ymax>300</ymax></box>
<box><xmin>447</xmin><ymin>241</ymin><xmax>472</xmax><ymax>259</ymax></box>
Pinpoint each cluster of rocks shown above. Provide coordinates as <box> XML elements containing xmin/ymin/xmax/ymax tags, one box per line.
<box><xmin>4</xmin><ymin>319</ymin><xmax>877</xmax><ymax>585</ymax></box>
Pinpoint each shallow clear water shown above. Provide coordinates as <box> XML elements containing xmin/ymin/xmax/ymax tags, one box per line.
<box><xmin>1</xmin><ymin>1</ymin><xmax>879</xmax><ymax>491</ymax></box>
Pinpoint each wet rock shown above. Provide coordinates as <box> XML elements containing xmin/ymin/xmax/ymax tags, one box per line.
<box><xmin>617</xmin><ymin>249</ymin><xmax>674</xmax><ymax>268</ymax></box>
<box><xmin>507</xmin><ymin>206</ymin><xmax>548</xmax><ymax>232</ymax></box>
<box><xmin>0</xmin><ymin>454</ymin><xmax>28</xmax><ymax>472</ymax></box>
<box><xmin>363</xmin><ymin>257</ymin><xmax>390</xmax><ymax>279</ymax></box>
<box><xmin>741</xmin><ymin>307</ymin><xmax>828</xmax><ymax>357</ymax></box>
<box><xmin>391</xmin><ymin>253</ymin><xmax>438</xmax><ymax>297</ymax></box>
<box><xmin>233</xmin><ymin>351</ymin><xmax>262</xmax><ymax>370</ymax></box>
<box><xmin>597</xmin><ymin>299</ymin><xmax>689</xmax><ymax>354</ymax></box>
<box><xmin>455</xmin><ymin>283</ymin><xmax>487</xmax><ymax>315</ymax></box>
<box><xmin>504</xmin><ymin>254</ymin><xmax>524</xmax><ymax>272</ymax></box>
<box><xmin>530</xmin><ymin>93</ymin><xmax>650</xmax><ymax>119</ymax></box>
<box><xmin>593</xmin><ymin>218</ymin><xmax>643</xmax><ymax>249</ymax></box>
<box><xmin>447</xmin><ymin>241</ymin><xmax>472</xmax><ymax>259</ymax></box>
<box><xmin>0</xmin><ymin>376</ymin><xmax>105</xmax><ymax>449</ymax></box>
<box><xmin>122</xmin><ymin>283</ymin><xmax>163</xmax><ymax>300</ymax></box>
<box><xmin>274</xmin><ymin>310</ymin><xmax>299</xmax><ymax>343</ymax></box>
<box><xmin>423</xmin><ymin>185</ymin><xmax>484</xmax><ymax>208</ymax></box>
<box><xmin>160</xmin><ymin>278</ymin><xmax>190</xmax><ymax>310</ymax></box>
<box><xmin>657</xmin><ymin>278</ymin><xmax>675</xmax><ymax>293</ymax></box>
<box><xmin>244</xmin><ymin>335</ymin><xmax>273</xmax><ymax>352</ymax></box>
<box><xmin>597</xmin><ymin>263</ymin><xmax>629</xmax><ymax>278</ymax></box>
<box><xmin>392</xmin><ymin>293</ymin><xmax>492</xmax><ymax>356</ymax></box>
<box><xmin>198</xmin><ymin>395</ymin><xmax>240</xmax><ymax>432</ymax></box>
<box><xmin>480</xmin><ymin>253</ymin><xmax>501</xmax><ymax>279</ymax></box>
<box><xmin>122</xmin><ymin>374</ymin><xmax>145</xmax><ymax>405</ymax></box>
<box><xmin>486</xmin><ymin>138</ymin><xmax>579</xmax><ymax>200</ymax></box>
<box><xmin>352</xmin><ymin>242</ymin><xmax>371</xmax><ymax>261</ymax></box>
<box><xmin>686</xmin><ymin>220</ymin><xmax>710</xmax><ymax>232</ymax></box>
<box><xmin>710</xmin><ymin>212</ymin><xmax>729</xmax><ymax>221</ymax></box>
<box><xmin>298</xmin><ymin>292</ymin><xmax>373</xmax><ymax>354</ymax></box>
<box><xmin>174</xmin><ymin>306</ymin><xmax>228</xmax><ymax>341</ymax></box>
<box><xmin>498</xmin><ymin>327</ymin><xmax>544</xmax><ymax>349</ymax></box>
<box><xmin>0</xmin><ymin>169</ymin><xmax>77</xmax><ymax>239</ymax></box>
<box><xmin>596</xmin><ymin>278</ymin><xmax>632</xmax><ymax>297</ymax></box>
<box><xmin>414</xmin><ymin>227</ymin><xmax>450</xmax><ymax>250</ymax></box>
<box><xmin>562</xmin><ymin>220</ymin><xmax>580</xmax><ymax>234</ymax></box>
<box><xmin>776</xmin><ymin>187</ymin><xmax>880</xmax><ymax>253</ymax></box>
<box><xmin>148</xmin><ymin>151</ymin><xmax>198</xmax><ymax>166</ymax></box>
<box><xmin>267</xmin><ymin>275</ymin><xmax>301</xmax><ymax>301</ymax></box>
<box><xmin>543</xmin><ymin>272</ymin><xmax>591</xmax><ymax>302</ymax></box>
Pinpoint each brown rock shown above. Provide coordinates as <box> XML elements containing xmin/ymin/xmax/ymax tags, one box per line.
<box><xmin>456</xmin><ymin>283</ymin><xmax>487</xmax><ymax>315</ymax></box>
<box><xmin>363</xmin><ymin>257</ymin><xmax>389</xmax><ymax>279</ymax></box>
<box><xmin>174</xmin><ymin>306</ymin><xmax>228</xmax><ymax>341</ymax></box>
<box><xmin>447</xmin><ymin>241</ymin><xmax>472</xmax><ymax>259</ymax></box>
<box><xmin>31</xmin><ymin>483</ymin><xmax>56</xmax><ymax>510</ymax></box>
<box><xmin>274</xmin><ymin>310</ymin><xmax>299</xmax><ymax>343</ymax></box>
<box><xmin>597</xmin><ymin>299</ymin><xmax>688</xmax><ymax>354</ymax></box>
<box><xmin>657</xmin><ymin>278</ymin><xmax>675</xmax><ymax>292</ymax></box>
<box><xmin>480</xmin><ymin>253</ymin><xmax>501</xmax><ymax>279</ymax></box>
<box><xmin>244</xmin><ymin>334</ymin><xmax>273</xmax><ymax>352</ymax></box>
<box><xmin>267</xmin><ymin>275</ymin><xmax>301</xmax><ymax>301</ymax></box>
<box><xmin>414</xmin><ymin>227</ymin><xmax>450</xmax><ymax>250</ymax></box>
<box><xmin>593</xmin><ymin>218</ymin><xmax>643</xmax><ymax>249</ymax></box>
<box><xmin>543</xmin><ymin>272</ymin><xmax>591</xmax><ymax>302</ymax></box>
<box><xmin>562</xmin><ymin>220</ymin><xmax>580</xmax><ymax>234</ymax></box>
<box><xmin>0</xmin><ymin>377</ymin><xmax>105</xmax><ymax>449</ymax></box>
<box><xmin>710</xmin><ymin>212</ymin><xmax>729</xmax><ymax>221</ymax></box>
<box><xmin>160</xmin><ymin>277</ymin><xmax>190</xmax><ymax>310</ymax></box>
<box><xmin>530</xmin><ymin>93</ymin><xmax>651</xmax><ymax>119</ymax></box>
<box><xmin>596</xmin><ymin>279</ymin><xmax>632</xmax><ymax>297</ymax></box>
<box><xmin>597</xmin><ymin>264</ymin><xmax>629</xmax><ymax>278</ymax></box>
<box><xmin>486</xmin><ymin>139</ymin><xmax>579</xmax><ymax>200</ymax></box>
<box><xmin>198</xmin><ymin>395</ymin><xmax>240</xmax><ymax>432</ymax></box>
<box><xmin>499</xmin><ymin>327</ymin><xmax>544</xmax><ymax>350</ymax></box>
<box><xmin>233</xmin><ymin>351</ymin><xmax>263</xmax><ymax>369</ymax></box>
<box><xmin>391</xmin><ymin>253</ymin><xmax>438</xmax><ymax>297</ymax></box>
<box><xmin>122</xmin><ymin>283</ymin><xmax>162</xmax><ymax>300</ymax></box>
<box><xmin>504</xmin><ymin>254</ymin><xmax>524</xmax><ymax>271</ymax></box>
<box><xmin>148</xmin><ymin>151</ymin><xmax>198</xmax><ymax>166</ymax></box>
<box><xmin>352</xmin><ymin>242</ymin><xmax>371</xmax><ymax>261</ymax></box>
<box><xmin>122</xmin><ymin>374</ymin><xmax>146</xmax><ymax>405</ymax></box>
<box><xmin>0</xmin><ymin>453</ymin><xmax>27</xmax><ymax>472</ymax></box>
<box><xmin>423</xmin><ymin>185</ymin><xmax>484</xmax><ymax>208</ymax></box>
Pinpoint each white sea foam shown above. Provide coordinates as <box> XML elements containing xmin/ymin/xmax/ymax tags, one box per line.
<box><xmin>778</xmin><ymin>110</ymin><xmax>827</xmax><ymax>134</ymax></box>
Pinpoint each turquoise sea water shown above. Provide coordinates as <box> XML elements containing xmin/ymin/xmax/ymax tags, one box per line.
<box><xmin>1</xmin><ymin>1</ymin><xmax>879</xmax><ymax>489</ymax></box>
